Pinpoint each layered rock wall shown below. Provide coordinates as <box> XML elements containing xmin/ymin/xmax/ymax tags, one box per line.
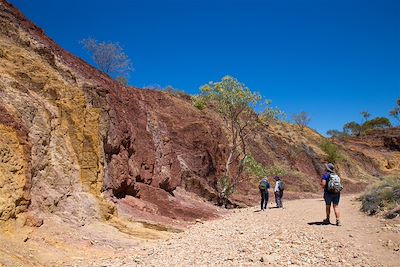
<box><xmin>0</xmin><ymin>1</ymin><xmax>108</xmax><ymax>224</ymax></box>
<box><xmin>0</xmin><ymin>0</ymin><xmax>399</xmax><ymax>228</ymax></box>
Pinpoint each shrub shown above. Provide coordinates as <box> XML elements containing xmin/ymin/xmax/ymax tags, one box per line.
<box><xmin>80</xmin><ymin>38</ymin><xmax>132</xmax><ymax>76</ymax></box>
<box><xmin>265</xmin><ymin>164</ymin><xmax>288</xmax><ymax>177</ymax></box>
<box><xmin>292</xmin><ymin>111</ymin><xmax>311</xmax><ymax>131</ymax></box>
<box><xmin>343</xmin><ymin>121</ymin><xmax>362</xmax><ymax>136</ymax></box>
<box><xmin>320</xmin><ymin>140</ymin><xmax>343</xmax><ymax>164</ymax></box>
<box><xmin>363</xmin><ymin>117</ymin><xmax>392</xmax><ymax>132</ymax></box>
<box><xmin>243</xmin><ymin>155</ymin><xmax>267</xmax><ymax>179</ymax></box>
<box><xmin>247</xmin><ymin>162</ymin><xmax>289</xmax><ymax>179</ymax></box>
<box><xmin>192</xmin><ymin>95</ymin><xmax>206</xmax><ymax>110</ymax></box>
<box><xmin>164</xmin><ymin>86</ymin><xmax>190</xmax><ymax>98</ymax></box>
<box><xmin>215</xmin><ymin>175</ymin><xmax>236</xmax><ymax>207</ymax></box>
<box><xmin>360</xmin><ymin>176</ymin><xmax>400</xmax><ymax>217</ymax></box>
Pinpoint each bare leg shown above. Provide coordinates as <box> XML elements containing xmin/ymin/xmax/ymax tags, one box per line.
<box><xmin>325</xmin><ymin>205</ymin><xmax>331</xmax><ymax>220</ymax></box>
<box><xmin>333</xmin><ymin>205</ymin><xmax>340</xmax><ymax>220</ymax></box>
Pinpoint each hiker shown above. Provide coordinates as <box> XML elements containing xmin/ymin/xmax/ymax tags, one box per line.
<box><xmin>320</xmin><ymin>163</ymin><xmax>343</xmax><ymax>226</ymax></box>
<box><xmin>259</xmin><ymin>178</ymin><xmax>270</xmax><ymax>211</ymax></box>
<box><xmin>274</xmin><ymin>176</ymin><xmax>284</xmax><ymax>208</ymax></box>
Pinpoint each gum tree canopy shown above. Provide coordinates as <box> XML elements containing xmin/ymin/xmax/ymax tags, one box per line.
<box><xmin>198</xmin><ymin>76</ymin><xmax>275</xmax><ymax>206</ymax></box>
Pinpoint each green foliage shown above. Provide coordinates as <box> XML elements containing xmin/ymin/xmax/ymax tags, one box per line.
<box><xmin>320</xmin><ymin>140</ymin><xmax>343</xmax><ymax>164</ymax></box>
<box><xmin>243</xmin><ymin>155</ymin><xmax>291</xmax><ymax>183</ymax></box>
<box><xmin>343</xmin><ymin>121</ymin><xmax>362</xmax><ymax>136</ymax></box>
<box><xmin>292</xmin><ymin>111</ymin><xmax>311</xmax><ymax>131</ymax></box>
<box><xmin>258</xmin><ymin>101</ymin><xmax>286</xmax><ymax>125</ymax></box>
<box><xmin>80</xmin><ymin>38</ymin><xmax>133</xmax><ymax>76</ymax></box>
<box><xmin>199</xmin><ymin>76</ymin><xmax>262</xmax><ymax>161</ymax></box>
<box><xmin>192</xmin><ymin>95</ymin><xmax>206</xmax><ymax>110</ymax></box>
<box><xmin>361</xmin><ymin>176</ymin><xmax>400</xmax><ymax>217</ymax></box>
<box><xmin>333</xmin><ymin>107</ymin><xmax>394</xmax><ymax>137</ymax></box>
<box><xmin>199</xmin><ymin>76</ymin><xmax>262</xmax><ymax>121</ymax></box>
<box><xmin>244</xmin><ymin>156</ymin><xmax>267</xmax><ymax>178</ymax></box>
<box><xmin>217</xmin><ymin>175</ymin><xmax>235</xmax><ymax>198</ymax></box>
<box><xmin>363</xmin><ymin>117</ymin><xmax>392</xmax><ymax>131</ymax></box>
<box><xmin>197</xmin><ymin>76</ymin><xmax>271</xmax><ymax>203</ymax></box>
<box><xmin>265</xmin><ymin>165</ymin><xmax>288</xmax><ymax>177</ymax></box>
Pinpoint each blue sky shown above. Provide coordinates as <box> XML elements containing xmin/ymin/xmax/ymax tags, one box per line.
<box><xmin>9</xmin><ymin>0</ymin><xmax>400</xmax><ymax>135</ymax></box>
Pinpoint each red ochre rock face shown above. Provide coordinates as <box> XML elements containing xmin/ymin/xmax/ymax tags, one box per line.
<box><xmin>0</xmin><ymin>0</ymin><xmax>398</xmax><ymax>229</ymax></box>
<box><xmin>104</xmin><ymin>88</ymin><xmax>228</xmax><ymax>224</ymax></box>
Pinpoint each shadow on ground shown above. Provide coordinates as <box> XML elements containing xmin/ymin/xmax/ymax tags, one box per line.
<box><xmin>307</xmin><ymin>221</ymin><xmax>333</xmax><ymax>226</ymax></box>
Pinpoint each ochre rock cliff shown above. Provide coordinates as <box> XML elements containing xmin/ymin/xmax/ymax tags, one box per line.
<box><xmin>0</xmin><ymin>0</ymin><xmax>399</xmax><ymax>232</ymax></box>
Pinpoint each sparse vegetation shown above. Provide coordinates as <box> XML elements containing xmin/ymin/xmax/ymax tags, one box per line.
<box><xmin>328</xmin><ymin>111</ymin><xmax>392</xmax><ymax>138</ymax></box>
<box><xmin>259</xmin><ymin>100</ymin><xmax>286</xmax><ymax>126</ymax></box>
<box><xmin>163</xmin><ymin>85</ymin><xmax>190</xmax><ymax>98</ymax></box>
<box><xmin>389</xmin><ymin>98</ymin><xmax>400</xmax><ymax>125</ymax></box>
<box><xmin>80</xmin><ymin>38</ymin><xmax>132</xmax><ymax>81</ymax></box>
<box><xmin>343</xmin><ymin>121</ymin><xmax>362</xmax><ymax>136</ymax></box>
<box><xmin>320</xmin><ymin>140</ymin><xmax>343</xmax><ymax>164</ymax></box>
<box><xmin>216</xmin><ymin>175</ymin><xmax>235</xmax><ymax>200</ymax></box>
<box><xmin>292</xmin><ymin>111</ymin><xmax>311</xmax><ymax>131</ymax></box>
<box><xmin>115</xmin><ymin>76</ymin><xmax>128</xmax><ymax>86</ymax></box>
<box><xmin>192</xmin><ymin>95</ymin><xmax>207</xmax><ymax>110</ymax></box>
<box><xmin>362</xmin><ymin>117</ymin><xmax>391</xmax><ymax>132</ymax></box>
<box><xmin>265</xmin><ymin>164</ymin><xmax>288</xmax><ymax>177</ymax></box>
<box><xmin>360</xmin><ymin>176</ymin><xmax>400</xmax><ymax>218</ymax></box>
<box><xmin>244</xmin><ymin>155</ymin><xmax>267</xmax><ymax>179</ymax></box>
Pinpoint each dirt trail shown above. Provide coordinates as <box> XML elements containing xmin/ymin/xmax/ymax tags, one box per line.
<box><xmin>69</xmin><ymin>195</ymin><xmax>399</xmax><ymax>267</ymax></box>
<box><xmin>2</xmin><ymin>195</ymin><xmax>399</xmax><ymax>266</ymax></box>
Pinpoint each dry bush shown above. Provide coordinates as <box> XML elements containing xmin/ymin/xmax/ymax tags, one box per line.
<box><xmin>360</xmin><ymin>176</ymin><xmax>400</xmax><ymax>218</ymax></box>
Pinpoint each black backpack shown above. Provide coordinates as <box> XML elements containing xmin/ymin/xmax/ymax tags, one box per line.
<box><xmin>279</xmin><ymin>181</ymin><xmax>285</xmax><ymax>191</ymax></box>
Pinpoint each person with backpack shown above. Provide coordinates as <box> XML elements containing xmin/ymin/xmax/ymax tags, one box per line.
<box><xmin>320</xmin><ymin>163</ymin><xmax>343</xmax><ymax>226</ymax></box>
<box><xmin>274</xmin><ymin>176</ymin><xmax>284</xmax><ymax>208</ymax></box>
<box><xmin>259</xmin><ymin>178</ymin><xmax>270</xmax><ymax>211</ymax></box>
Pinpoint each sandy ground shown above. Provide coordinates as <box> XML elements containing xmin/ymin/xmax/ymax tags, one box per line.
<box><xmin>1</xmin><ymin>195</ymin><xmax>399</xmax><ymax>266</ymax></box>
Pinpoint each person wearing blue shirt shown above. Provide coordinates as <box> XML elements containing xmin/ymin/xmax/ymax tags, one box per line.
<box><xmin>320</xmin><ymin>163</ymin><xmax>341</xmax><ymax>226</ymax></box>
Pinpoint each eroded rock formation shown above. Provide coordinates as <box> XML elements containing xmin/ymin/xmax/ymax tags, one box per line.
<box><xmin>0</xmin><ymin>0</ymin><xmax>399</xmax><ymax>230</ymax></box>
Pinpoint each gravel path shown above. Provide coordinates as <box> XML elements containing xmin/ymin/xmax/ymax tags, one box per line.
<box><xmin>71</xmin><ymin>195</ymin><xmax>400</xmax><ymax>267</ymax></box>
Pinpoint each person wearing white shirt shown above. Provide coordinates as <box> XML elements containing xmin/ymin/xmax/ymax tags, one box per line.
<box><xmin>274</xmin><ymin>176</ymin><xmax>284</xmax><ymax>208</ymax></box>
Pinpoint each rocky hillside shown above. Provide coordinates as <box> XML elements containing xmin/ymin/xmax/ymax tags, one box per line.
<box><xmin>0</xmin><ymin>0</ymin><xmax>399</xmax><ymax>232</ymax></box>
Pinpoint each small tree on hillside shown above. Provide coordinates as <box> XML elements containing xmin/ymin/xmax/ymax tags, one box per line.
<box><xmin>80</xmin><ymin>38</ymin><xmax>133</xmax><ymax>79</ymax></box>
<box><xmin>389</xmin><ymin>98</ymin><xmax>400</xmax><ymax>125</ymax></box>
<box><xmin>259</xmin><ymin>100</ymin><xmax>286</xmax><ymax>126</ymax></box>
<box><xmin>293</xmin><ymin>111</ymin><xmax>311</xmax><ymax>131</ymax></box>
<box><xmin>343</xmin><ymin>121</ymin><xmax>362</xmax><ymax>136</ymax></box>
<box><xmin>363</xmin><ymin>117</ymin><xmax>392</xmax><ymax>131</ymax></box>
<box><xmin>320</xmin><ymin>140</ymin><xmax>343</xmax><ymax>164</ymax></box>
<box><xmin>198</xmin><ymin>76</ymin><xmax>264</xmax><ymax>206</ymax></box>
<box><xmin>360</xmin><ymin>111</ymin><xmax>371</xmax><ymax>123</ymax></box>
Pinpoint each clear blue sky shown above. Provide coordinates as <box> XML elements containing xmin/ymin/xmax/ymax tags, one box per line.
<box><xmin>9</xmin><ymin>0</ymin><xmax>400</xmax><ymax>135</ymax></box>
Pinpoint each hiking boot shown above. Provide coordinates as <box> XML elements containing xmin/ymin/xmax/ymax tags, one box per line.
<box><xmin>336</xmin><ymin>220</ymin><xmax>342</xmax><ymax>226</ymax></box>
<box><xmin>322</xmin><ymin>218</ymin><xmax>330</xmax><ymax>225</ymax></box>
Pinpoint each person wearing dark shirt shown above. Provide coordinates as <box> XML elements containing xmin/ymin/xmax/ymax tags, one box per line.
<box><xmin>320</xmin><ymin>163</ymin><xmax>341</xmax><ymax>226</ymax></box>
<box><xmin>259</xmin><ymin>178</ymin><xmax>270</xmax><ymax>211</ymax></box>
